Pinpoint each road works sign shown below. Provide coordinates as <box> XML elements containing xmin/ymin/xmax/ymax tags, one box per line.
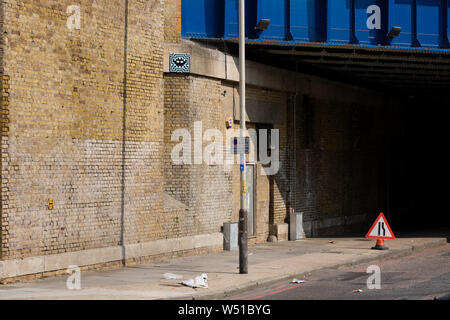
<box><xmin>366</xmin><ymin>212</ymin><xmax>395</xmax><ymax>240</ymax></box>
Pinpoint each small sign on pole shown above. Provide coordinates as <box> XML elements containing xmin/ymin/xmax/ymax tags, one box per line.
<box><xmin>231</xmin><ymin>137</ymin><xmax>250</xmax><ymax>155</ymax></box>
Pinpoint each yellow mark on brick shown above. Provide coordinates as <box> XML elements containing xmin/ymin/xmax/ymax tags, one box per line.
<box><xmin>48</xmin><ymin>199</ymin><xmax>54</xmax><ymax>210</ymax></box>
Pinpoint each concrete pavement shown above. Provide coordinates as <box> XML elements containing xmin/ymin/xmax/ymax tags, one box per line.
<box><xmin>0</xmin><ymin>237</ymin><xmax>447</xmax><ymax>300</ymax></box>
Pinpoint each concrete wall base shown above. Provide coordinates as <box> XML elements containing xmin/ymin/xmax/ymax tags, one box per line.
<box><xmin>0</xmin><ymin>233</ymin><xmax>222</xmax><ymax>282</ymax></box>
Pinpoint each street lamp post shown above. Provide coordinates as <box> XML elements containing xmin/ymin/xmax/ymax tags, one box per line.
<box><xmin>238</xmin><ymin>0</ymin><xmax>248</xmax><ymax>275</ymax></box>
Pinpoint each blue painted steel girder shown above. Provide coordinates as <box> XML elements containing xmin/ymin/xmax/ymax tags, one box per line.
<box><xmin>181</xmin><ymin>0</ymin><xmax>450</xmax><ymax>50</ymax></box>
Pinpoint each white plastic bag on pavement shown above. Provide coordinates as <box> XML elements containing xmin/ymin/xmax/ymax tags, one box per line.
<box><xmin>181</xmin><ymin>273</ymin><xmax>208</xmax><ymax>289</ymax></box>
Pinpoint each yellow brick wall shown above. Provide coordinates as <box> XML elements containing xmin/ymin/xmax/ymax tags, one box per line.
<box><xmin>163</xmin><ymin>74</ymin><xmax>233</xmax><ymax>238</ymax></box>
<box><xmin>164</xmin><ymin>0</ymin><xmax>181</xmax><ymax>43</ymax></box>
<box><xmin>1</xmin><ymin>0</ymin><xmax>164</xmax><ymax>259</ymax></box>
<box><xmin>229</xmin><ymin>85</ymin><xmax>291</xmax><ymax>240</ymax></box>
<box><xmin>0</xmin><ymin>0</ymin><xmax>392</xmax><ymax>264</ymax></box>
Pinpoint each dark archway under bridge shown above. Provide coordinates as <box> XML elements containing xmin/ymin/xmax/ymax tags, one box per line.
<box><xmin>199</xmin><ymin>39</ymin><xmax>450</xmax><ymax>239</ymax></box>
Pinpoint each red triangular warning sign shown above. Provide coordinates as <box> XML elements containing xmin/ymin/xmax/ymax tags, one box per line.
<box><xmin>365</xmin><ymin>212</ymin><xmax>395</xmax><ymax>240</ymax></box>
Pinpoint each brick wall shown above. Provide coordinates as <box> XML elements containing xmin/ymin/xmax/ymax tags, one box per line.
<box><xmin>0</xmin><ymin>0</ymin><xmax>164</xmax><ymax>260</ymax></box>
<box><xmin>231</xmin><ymin>84</ymin><xmax>292</xmax><ymax>241</ymax></box>
<box><xmin>293</xmin><ymin>95</ymin><xmax>388</xmax><ymax>236</ymax></box>
<box><xmin>246</xmin><ymin>86</ymin><xmax>291</xmax><ymax>227</ymax></box>
<box><xmin>164</xmin><ymin>0</ymin><xmax>181</xmax><ymax>43</ymax></box>
<box><xmin>163</xmin><ymin>74</ymin><xmax>294</xmax><ymax>243</ymax></box>
<box><xmin>0</xmin><ymin>0</ymin><xmax>393</xmax><ymax>272</ymax></box>
<box><xmin>163</xmin><ymin>74</ymin><xmax>233</xmax><ymax>238</ymax></box>
<box><xmin>0</xmin><ymin>0</ymin><xmax>5</xmax><ymax>260</ymax></box>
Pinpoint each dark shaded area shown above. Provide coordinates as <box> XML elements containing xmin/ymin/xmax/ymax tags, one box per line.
<box><xmin>200</xmin><ymin>41</ymin><xmax>450</xmax><ymax>103</ymax></box>
<box><xmin>196</xmin><ymin>39</ymin><xmax>450</xmax><ymax>238</ymax></box>
<box><xmin>246</xmin><ymin>44</ymin><xmax>450</xmax><ymax>238</ymax></box>
<box><xmin>388</xmin><ymin>95</ymin><xmax>450</xmax><ymax>240</ymax></box>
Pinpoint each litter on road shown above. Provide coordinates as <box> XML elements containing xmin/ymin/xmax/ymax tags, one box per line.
<box><xmin>291</xmin><ymin>279</ymin><xmax>305</xmax><ymax>284</ymax></box>
<box><xmin>181</xmin><ymin>273</ymin><xmax>208</xmax><ymax>289</ymax></box>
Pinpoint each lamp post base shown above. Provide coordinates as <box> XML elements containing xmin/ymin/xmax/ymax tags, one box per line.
<box><xmin>239</xmin><ymin>209</ymin><xmax>248</xmax><ymax>274</ymax></box>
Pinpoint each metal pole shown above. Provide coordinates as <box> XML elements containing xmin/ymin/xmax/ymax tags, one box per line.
<box><xmin>238</xmin><ymin>0</ymin><xmax>248</xmax><ymax>274</ymax></box>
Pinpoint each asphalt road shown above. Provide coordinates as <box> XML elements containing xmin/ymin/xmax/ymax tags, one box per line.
<box><xmin>229</xmin><ymin>243</ymin><xmax>450</xmax><ymax>300</ymax></box>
